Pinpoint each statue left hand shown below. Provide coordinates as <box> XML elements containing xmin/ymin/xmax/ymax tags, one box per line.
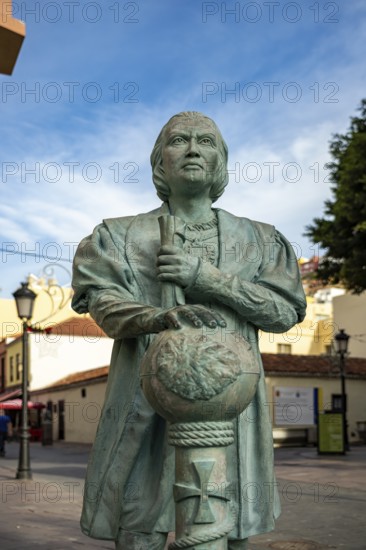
<box><xmin>157</xmin><ymin>245</ymin><xmax>200</xmax><ymax>288</ymax></box>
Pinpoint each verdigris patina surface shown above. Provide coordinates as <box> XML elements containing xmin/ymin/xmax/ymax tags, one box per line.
<box><xmin>72</xmin><ymin>112</ymin><xmax>307</xmax><ymax>549</ymax></box>
<box><xmin>155</xmin><ymin>333</ymin><xmax>243</xmax><ymax>401</ymax></box>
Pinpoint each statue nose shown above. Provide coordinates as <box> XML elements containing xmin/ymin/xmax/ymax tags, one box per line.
<box><xmin>186</xmin><ymin>139</ymin><xmax>200</xmax><ymax>156</ymax></box>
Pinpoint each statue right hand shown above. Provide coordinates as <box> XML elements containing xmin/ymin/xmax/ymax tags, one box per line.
<box><xmin>152</xmin><ymin>305</ymin><xmax>227</xmax><ymax>332</ymax></box>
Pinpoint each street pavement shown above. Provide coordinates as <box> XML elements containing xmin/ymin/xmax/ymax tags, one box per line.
<box><xmin>0</xmin><ymin>441</ymin><xmax>365</xmax><ymax>549</ymax></box>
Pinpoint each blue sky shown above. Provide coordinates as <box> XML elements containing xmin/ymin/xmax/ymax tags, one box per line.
<box><xmin>1</xmin><ymin>0</ymin><xmax>365</xmax><ymax>298</ymax></box>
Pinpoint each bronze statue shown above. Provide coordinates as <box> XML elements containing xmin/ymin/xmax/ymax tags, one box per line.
<box><xmin>72</xmin><ymin>112</ymin><xmax>306</xmax><ymax>549</ymax></box>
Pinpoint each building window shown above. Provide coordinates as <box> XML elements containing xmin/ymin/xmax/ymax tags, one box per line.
<box><xmin>10</xmin><ymin>357</ymin><xmax>14</xmax><ymax>382</ymax></box>
<box><xmin>81</xmin><ymin>388</ymin><xmax>87</xmax><ymax>398</ymax></box>
<box><xmin>16</xmin><ymin>353</ymin><xmax>21</xmax><ymax>380</ymax></box>
<box><xmin>277</xmin><ymin>343</ymin><xmax>292</xmax><ymax>354</ymax></box>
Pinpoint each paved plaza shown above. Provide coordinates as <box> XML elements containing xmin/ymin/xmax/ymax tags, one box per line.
<box><xmin>0</xmin><ymin>441</ymin><xmax>365</xmax><ymax>549</ymax></box>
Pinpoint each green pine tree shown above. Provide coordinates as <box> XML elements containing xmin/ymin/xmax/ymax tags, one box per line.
<box><xmin>305</xmin><ymin>99</ymin><xmax>366</xmax><ymax>293</ymax></box>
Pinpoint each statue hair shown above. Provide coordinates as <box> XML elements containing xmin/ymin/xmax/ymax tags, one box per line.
<box><xmin>150</xmin><ymin>112</ymin><xmax>229</xmax><ymax>203</ymax></box>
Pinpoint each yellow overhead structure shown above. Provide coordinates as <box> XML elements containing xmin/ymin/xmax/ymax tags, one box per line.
<box><xmin>0</xmin><ymin>0</ymin><xmax>25</xmax><ymax>75</ymax></box>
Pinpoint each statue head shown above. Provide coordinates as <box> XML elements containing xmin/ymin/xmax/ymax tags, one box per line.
<box><xmin>150</xmin><ymin>112</ymin><xmax>229</xmax><ymax>203</ymax></box>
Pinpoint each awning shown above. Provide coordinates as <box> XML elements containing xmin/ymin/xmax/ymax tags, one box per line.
<box><xmin>0</xmin><ymin>389</ymin><xmax>21</xmax><ymax>402</ymax></box>
<box><xmin>0</xmin><ymin>399</ymin><xmax>45</xmax><ymax>410</ymax></box>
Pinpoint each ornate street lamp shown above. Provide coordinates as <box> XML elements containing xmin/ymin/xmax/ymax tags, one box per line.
<box><xmin>13</xmin><ymin>281</ymin><xmax>37</xmax><ymax>479</ymax></box>
<box><xmin>335</xmin><ymin>329</ymin><xmax>350</xmax><ymax>452</ymax></box>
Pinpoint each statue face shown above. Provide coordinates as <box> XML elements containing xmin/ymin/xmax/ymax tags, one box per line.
<box><xmin>161</xmin><ymin>117</ymin><xmax>219</xmax><ymax>200</ymax></box>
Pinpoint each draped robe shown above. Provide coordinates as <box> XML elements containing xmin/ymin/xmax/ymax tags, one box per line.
<box><xmin>71</xmin><ymin>204</ymin><xmax>307</xmax><ymax>541</ymax></box>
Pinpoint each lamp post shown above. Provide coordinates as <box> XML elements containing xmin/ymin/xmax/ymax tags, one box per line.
<box><xmin>335</xmin><ymin>328</ymin><xmax>350</xmax><ymax>453</ymax></box>
<box><xmin>13</xmin><ymin>281</ymin><xmax>37</xmax><ymax>480</ymax></box>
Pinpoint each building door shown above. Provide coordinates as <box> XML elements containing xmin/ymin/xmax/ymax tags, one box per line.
<box><xmin>58</xmin><ymin>400</ymin><xmax>65</xmax><ymax>440</ymax></box>
<box><xmin>0</xmin><ymin>356</ymin><xmax>5</xmax><ymax>392</ymax></box>
<box><xmin>332</xmin><ymin>393</ymin><xmax>346</xmax><ymax>412</ymax></box>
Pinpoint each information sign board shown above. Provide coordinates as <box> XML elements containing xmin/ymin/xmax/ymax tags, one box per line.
<box><xmin>274</xmin><ymin>386</ymin><xmax>316</xmax><ymax>426</ymax></box>
<box><xmin>318</xmin><ymin>413</ymin><xmax>344</xmax><ymax>454</ymax></box>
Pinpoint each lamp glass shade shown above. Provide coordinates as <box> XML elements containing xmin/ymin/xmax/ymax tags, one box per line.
<box><xmin>335</xmin><ymin>329</ymin><xmax>350</xmax><ymax>354</ymax></box>
<box><xmin>13</xmin><ymin>282</ymin><xmax>37</xmax><ymax>320</ymax></box>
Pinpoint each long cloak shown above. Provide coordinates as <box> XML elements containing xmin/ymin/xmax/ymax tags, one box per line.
<box><xmin>71</xmin><ymin>204</ymin><xmax>307</xmax><ymax>541</ymax></box>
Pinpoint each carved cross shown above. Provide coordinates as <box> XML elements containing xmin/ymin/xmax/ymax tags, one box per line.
<box><xmin>173</xmin><ymin>459</ymin><xmax>231</xmax><ymax>524</ymax></box>
<box><xmin>0</xmin><ymin>0</ymin><xmax>26</xmax><ymax>75</ymax></box>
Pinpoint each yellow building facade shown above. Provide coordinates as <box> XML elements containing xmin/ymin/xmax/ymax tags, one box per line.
<box><xmin>0</xmin><ymin>277</ymin><xmax>84</xmax><ymax>393</ymax></box>
<box><xmin>0</xmin><ymin>277</ymin><xmax>78</xmax><ymax>340</ymax></box>
<box><xmin>5</xmin><ymin>336</ymin><xmax>24</xmax><ymax>389</ymax></box>
<box><xmin>259</xmin><ymin>291</ymin><xmax>343</xmax><ymax>356</ymax></box>
<box><xmin>333</xmin><ymin>293</ymin><xmax>366</xmax><ymax>359</ymax></box>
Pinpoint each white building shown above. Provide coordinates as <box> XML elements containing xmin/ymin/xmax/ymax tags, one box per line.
<box><xmin>333</xmin><ymin>293</ymin><xmax>366</xmax><ymax>359</ymax></box>
<box><xmin>3</xmin><ymin>317</ymin><xmax>113</xmax><ymax>392</ymax></box>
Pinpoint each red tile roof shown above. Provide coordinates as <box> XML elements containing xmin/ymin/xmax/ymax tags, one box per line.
<box><xmin>46</xmin><ymin>316</ymin><xmax>108</xmax><ymax>338</ymax></box>
<box><xmin>2</xmin><ymin>317</ymin><xmax>108</xmax><ymax>344</ymax></box>
<box><xmin>34</xmin><ymin>353</ymin><xmax>366</xmax><ymax>395</ymax></box>
<box><xmin>34</xmin><ymin>366</ymin><xmax>109</xmax><ymax>393</ymax></box>
<box><xmin>262</xmin><ymin>353</ymin><xmax>366</xmax><ymax>378</ymax></box>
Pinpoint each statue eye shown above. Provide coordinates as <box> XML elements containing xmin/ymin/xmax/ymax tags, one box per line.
<box><xmin>171</xmin><ymin>136</ymin><xmax>186</xmax><ymax>144</ymax></box>
<box><xmin>200</xmin><ymin>137</ymin><xmax>214</xmax><ymax>146</ymax></box>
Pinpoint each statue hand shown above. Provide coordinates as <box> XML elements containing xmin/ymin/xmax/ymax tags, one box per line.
<box><xmin>153</xmin><ymin>304</ymin><xmax>227</xmax><ymax>331</ymax></box>
<box><xmin>157</xmin><ymin>245</ymin><xmax>200</xmax><ymax>288</ymax></box>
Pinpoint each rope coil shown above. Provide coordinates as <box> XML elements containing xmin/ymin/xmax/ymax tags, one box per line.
<box><xmin>168</xmin><ymin>421</ymin><xmax>234</xmax><ymax>448</ymax></box>
<box><xmin>168</xmin><ymin>509</ymin><xmax>236</xmax><ymax>549</ymax></box>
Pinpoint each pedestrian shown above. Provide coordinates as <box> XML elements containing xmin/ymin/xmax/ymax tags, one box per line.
<box><xmin>0</xmin><ymin>409</ymin><xmax>12</xmax><ymax>457</ymax></box>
